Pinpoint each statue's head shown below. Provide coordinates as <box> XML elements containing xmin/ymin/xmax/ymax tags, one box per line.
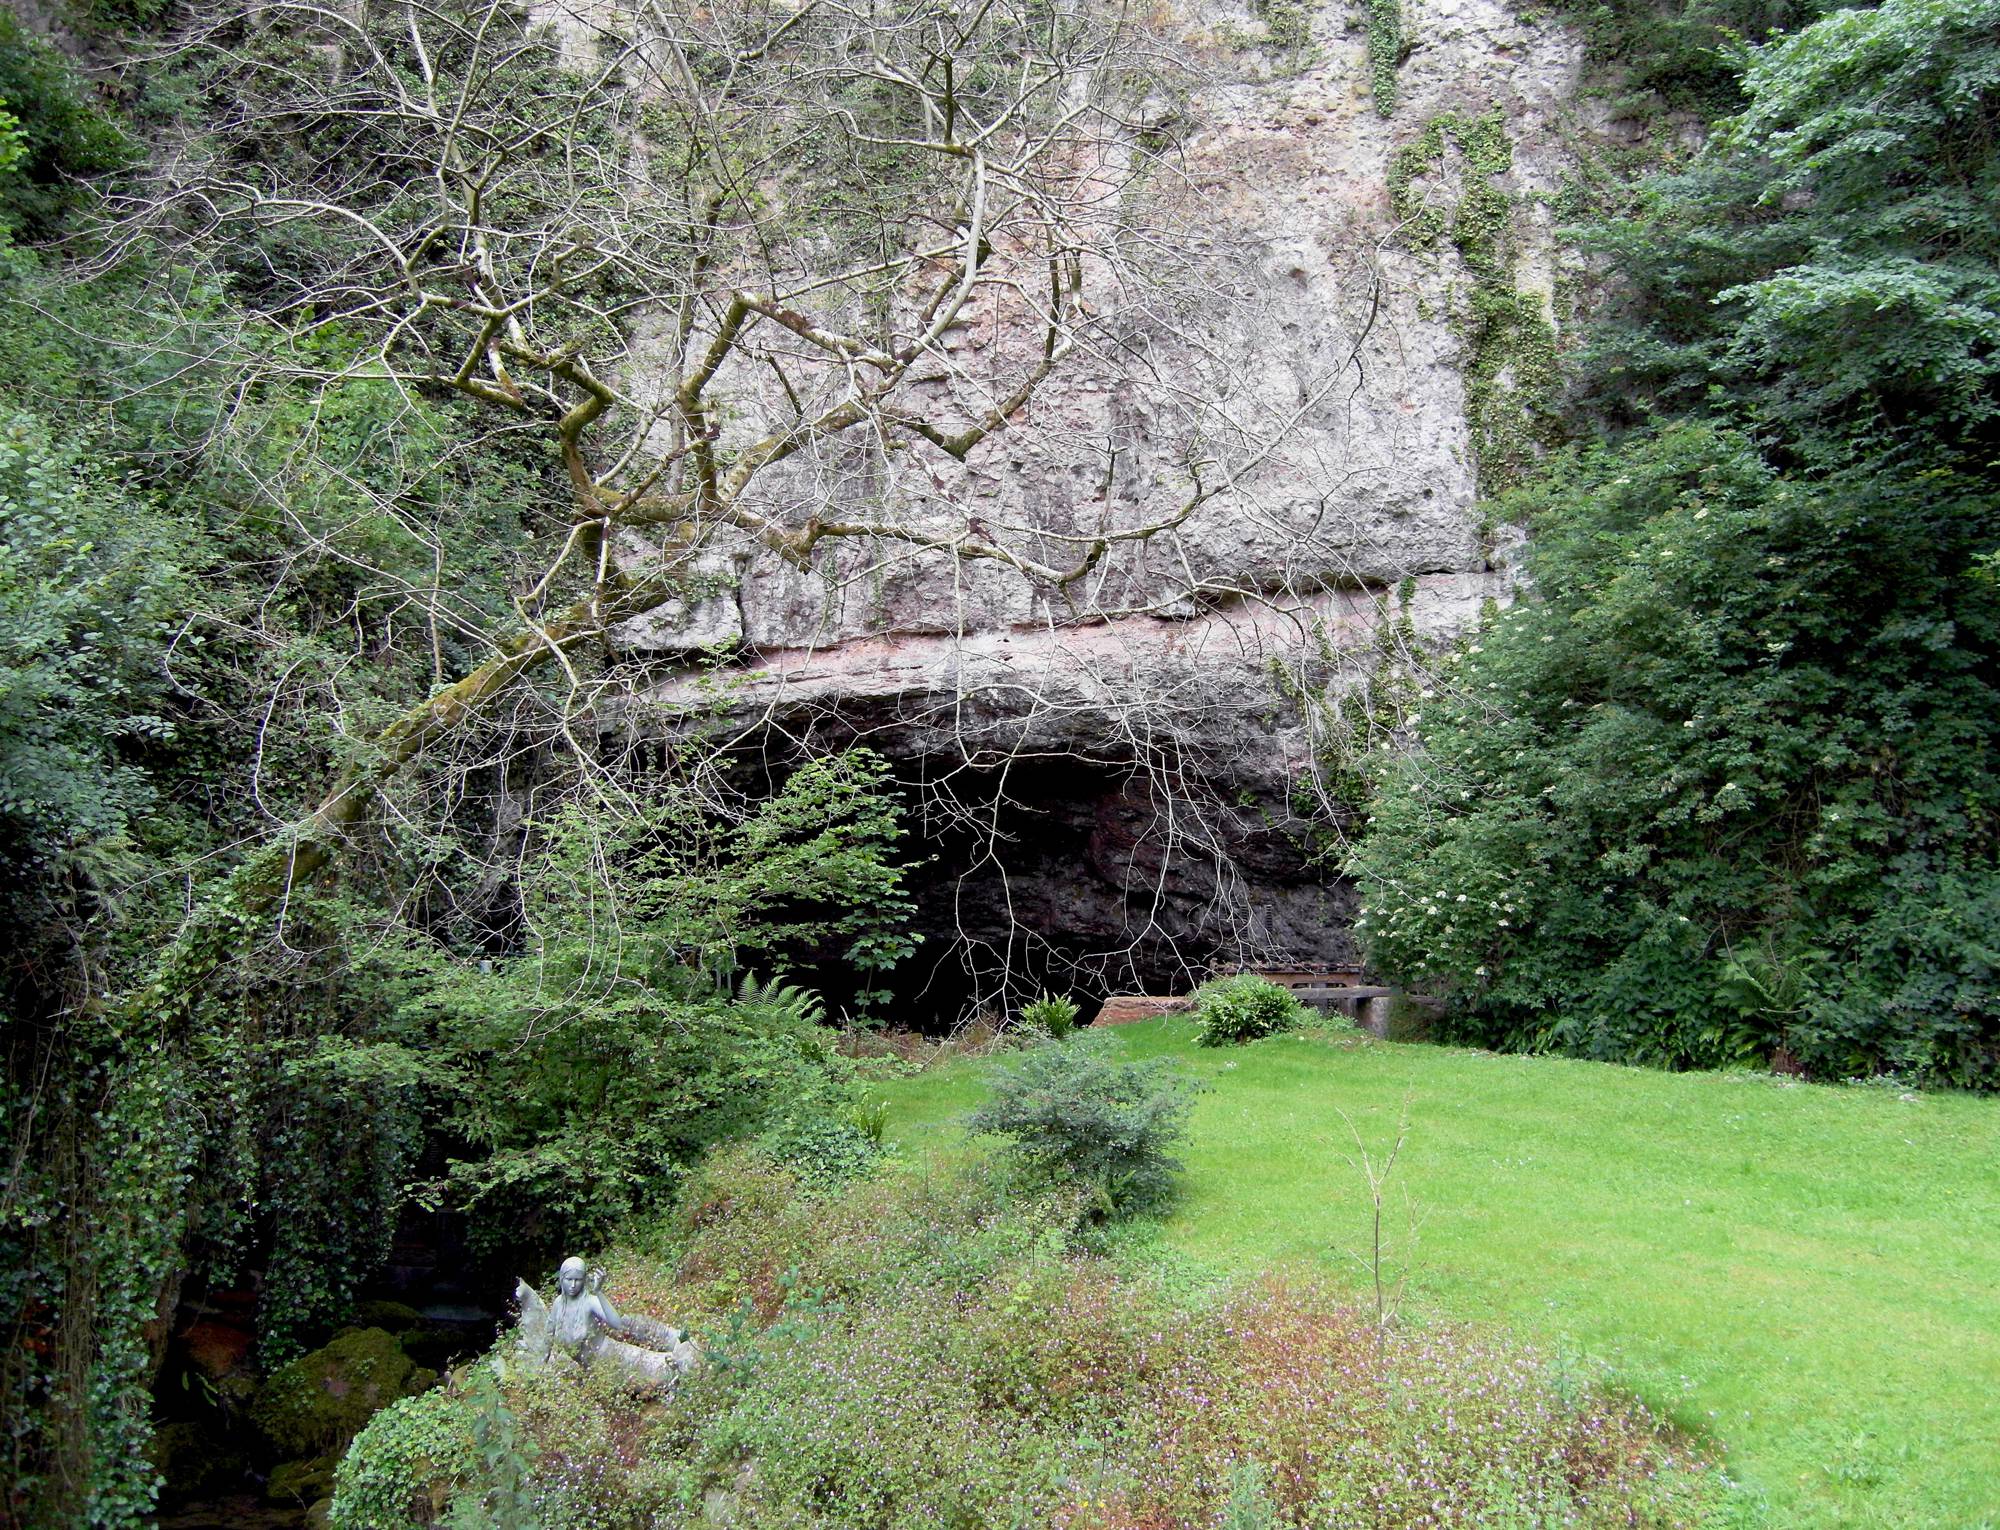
<box><xmin>558</xmin><ymin>1256</ymin><xmax>587</xmax><ymax>1297</ymax></box>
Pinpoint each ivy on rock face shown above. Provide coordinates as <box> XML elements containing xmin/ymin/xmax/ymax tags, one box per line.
<box><xmin>1389</xmin><ymin>111</ymin><xmax>1564</xmax><ymax>494</ymax></box>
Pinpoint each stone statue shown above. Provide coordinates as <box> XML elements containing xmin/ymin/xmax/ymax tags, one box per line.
<box><xmin>513</xmin><ymin>1257</ymin><xmax>698</xmax><ymax>1386</ymax></box>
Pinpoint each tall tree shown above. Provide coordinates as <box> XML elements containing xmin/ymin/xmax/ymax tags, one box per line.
<box><xmin>10</xmin><ymin>1</ymin><xmax>1362</xmax><ymax>1518</ymax></box>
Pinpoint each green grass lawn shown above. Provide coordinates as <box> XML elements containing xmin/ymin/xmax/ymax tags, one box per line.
<box><xmin>872</xmin><ymin>1021</ymin><xmax>2000</xmax><ymax>1528</ymax></box>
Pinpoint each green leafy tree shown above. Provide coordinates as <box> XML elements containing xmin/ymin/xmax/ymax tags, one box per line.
<box><xmin>1353</xmin><ymin>0</ymin><xmax>2000</xmax><ymax>1085</ymax></box>
<box><xmin>0</xmin><ymin>14</ymin><xmax>132</xmax><ymax>243</ymax></box>
<box><xmin>0</xmin><ymin>413</ymin><xmax>183</xmax><ymax>926</ymax></box>
<box><xmin>1578</xmin><ymin>0</ymin><xmax>2000</xmax><ymax>452</ymax></box>
<box><xmin>1354</xmin><ymin>425</ymin><xmax>2000</xmax><ymax>1080</ymax></box>
<box><xmin>410</xmin><ymin>753</ymin><xmax>913</xmax><ymax>1258</ymax></box>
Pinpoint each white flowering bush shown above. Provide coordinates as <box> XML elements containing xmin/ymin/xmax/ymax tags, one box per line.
<box><xmin>1346</xmin><ymin>0</ymin><xmax>2000</xmax><ymax>1087</ymax></box>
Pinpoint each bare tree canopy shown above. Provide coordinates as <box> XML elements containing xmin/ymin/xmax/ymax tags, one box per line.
<box><xmin>142</xmin><ymin>0</ymin><xmax>1252</xmax><ymax>588</ymax></box>
<box><xmin>101</xmin><ymin>0</ymin><xmax>1390</xmax><ymax>898</ymax></box>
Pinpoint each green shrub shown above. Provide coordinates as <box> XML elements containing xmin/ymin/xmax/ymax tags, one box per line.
<box><xmin>1189</xmin><ymin>975</ymin><xmax>1306</xmax><ymax>1046</ymax></box>
<box><xmin>1018</xmin><ymin>992</ymin><xmax>1080</xmax><ymax>1037</ymax></box>
<box><xmin>1530</xmin><ymin>0</ymin><xmax>1809</xmax><ymax>114</ymax></box>
<box><xmin>330</xmin><ymin>1385</ymin><xmax>478</xmax><ymax>1529</ymax></box>
<box><xmin>968</xmin><ymin>1038</ymin><xmax>1198</xmax><ymax>1216</ymax></box>
<box><xmin>0</xmin><ymin>14</ymin><xmax>135</xmax><ymax>242</ymax></box>
<box><xmin>423</xmin><ymin>768</ymin><xmax>914</xmax><ymax>1262</ymax></box>
<box><xmin>753</xmin><ymin>1103</ymin><xmax>883</xmax><ymax>1187</ymax></box>
<box><xmin>651</xmin><ymin>1148</ymin><xmax>1051</xmax><ymax>1316</ymax></box>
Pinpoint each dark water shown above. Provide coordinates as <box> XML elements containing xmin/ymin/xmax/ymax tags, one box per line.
<box><xmin>154</xmin><ymin>1207</ymin><xmax>505</xmax><ymax>1530</ymax></box>
<box><xmin>159</xmin><ymin>1495</ymin><xmax>310</xmax><ymax>1529</ymax></box>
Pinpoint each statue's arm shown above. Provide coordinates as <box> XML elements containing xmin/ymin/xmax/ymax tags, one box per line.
<box><xmin>588</xmin><ymin>1270</ymin><xmax>631</xmax><ymax>1335</ymax></box>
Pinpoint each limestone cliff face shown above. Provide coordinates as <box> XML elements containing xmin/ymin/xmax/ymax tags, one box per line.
<box><xmin>612</xmin><ymin>0</ymin><xmax>1585</xmax><ymax>1013</ymax></box>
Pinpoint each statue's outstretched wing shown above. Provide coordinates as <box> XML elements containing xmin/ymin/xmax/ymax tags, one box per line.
<box><xmin>512</xmin><ymin>1277</ymin><xmax>549</xmax><ymax>1363</ymax></box>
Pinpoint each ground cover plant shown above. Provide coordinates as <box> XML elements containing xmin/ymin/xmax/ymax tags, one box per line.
<box><xmin>335</xmin><ymin>1148</ymin><xmax>1718</xmax><ymax>1528</ymax></box>
<box><xmin>877</xmin><ymin>1021</ymin><xmax>2000</xmax><ymax>1528</ymax></box>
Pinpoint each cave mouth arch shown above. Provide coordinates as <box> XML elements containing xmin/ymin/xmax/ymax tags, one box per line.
<box><xmin>695</xmin><ymin>737</ymin><xmax>1361</xmax><ymax>1032</ymax></box>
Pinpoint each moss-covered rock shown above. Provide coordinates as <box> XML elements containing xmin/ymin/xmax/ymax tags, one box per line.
<box><xmin>353</xmin><ymin>1300</ymin><xmax>423</xmax><ymax>1332</ymax></box>
<box><xmin>268</xmin><ymin>1452</ymin><xmax>340</xmax><ymax>1505</ymax></box>
<box><xmin>251</xmin><ymin>1327</ymin><xmax>435</xmax><ymax>1459</ymax></box>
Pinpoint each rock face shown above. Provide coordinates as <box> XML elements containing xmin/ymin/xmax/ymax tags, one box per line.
<box><xmin>1095</xmin><ymin>996</ymin><xmax>1196</xmax><ymax>1026</ymax></box>
<box><xmin>614</xmin><ymin>0</ymin><xmax>1586</xmax><ymax>1015</ymax></box>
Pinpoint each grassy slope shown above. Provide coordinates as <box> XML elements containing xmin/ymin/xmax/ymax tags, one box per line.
<box><xmin>873</xmin><ymin>1021</ymin><xmax>2000</xmax><ymax>1528</ymax></box>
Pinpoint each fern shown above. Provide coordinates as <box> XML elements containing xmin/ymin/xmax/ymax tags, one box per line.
<box><xmin>736</xmin><ymin>972</ymin><xmax>826</xmax><ymax>1026</ymax></box>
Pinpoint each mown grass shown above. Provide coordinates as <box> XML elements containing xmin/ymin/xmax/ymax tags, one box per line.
<box><xmin>872</xmin><ymin>1021</ymin><xmax>2000</xmax><ymax>1528</ymax></box>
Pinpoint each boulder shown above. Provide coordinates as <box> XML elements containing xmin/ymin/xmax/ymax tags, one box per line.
<box><xmin>250</xmin><ymin>1327</ymin><xmax>436</xmax><ymax>1460</ymax></box>
<box><xmin>1093</xmin><ymin>996</ymin><xmax>1194</xmax><ymax>1026</ymax></box>
<box><xmin>352</xmin><ymin>1300</ymin><xmax>423</xmax><ymax>1331</ymax></box>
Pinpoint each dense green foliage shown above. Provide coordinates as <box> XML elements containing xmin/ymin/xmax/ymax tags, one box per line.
<box><xmin>0</xmin><ymin>11</ymin><xmax>919</xmax><ymax>1519</ymax></box>
<box><xmin>879</xmin><ymin>1019</ymin><xmax>2000</xmax><ymax>1526</ymax></box>
<box><xmin>411</xmin><ymin>770</ymin><xmax>910</xmax><ymax>1258</ymax></box>
<box><xmin>1388</xmin><ymin>110</ymin><xmax>1563</xmax><ymax>494</ymax></box>
<box><xmin>968</xmin><ymin>1037</ymin><xmax>1199</xmax><ymax>1215</ymax></box>
<box><xmin>0</xmin><ymin>14</ymin><xmax>131</xmax><ymax>242</ymax></box>
<box><xmin>329</xmin><ymin>1386</ymin><xmax>480</xmax><ymax>1529</ymax></box>
<box><xmin>1354</xmin><ymin>0</ymin><xmax>2000</xmax><ymax>1084</ymax></box>
<box><xmin>1366</xmin><ymin>0</ymin><xmax>1404</xmax><ymax>115</ymax></box>
<box><xmin>336</xmin><ymin>1149</ymin><xmax>1719</xmax><ymax>1528</ymax></box>
<box><xmin>0</xmin><ymin>153</ymin><xmax>587</xmax><ymax>1511</ymax></box>
<box><xmin>1579</xmin><ymin>0</ymin><xmax>2000</xmax><ymax>445</ymax></box>
<box><xmin>1187</xmin><ymin>974</ymin><xmax>1307</xmax><ymax>1045</ymax></box>
<box><xmin>0</xmin><ymin>416</ymin><xmax>182</xmax><ymax>901</ymax></box>
<box><xmin>1535</xmin><ymin>0</ymin><xmax>1819</xmax><ymax>112</ymax></box>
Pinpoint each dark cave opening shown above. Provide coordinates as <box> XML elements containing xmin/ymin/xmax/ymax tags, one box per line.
<box><xmin>764</xmin><ymin>747</ymin><xmax>1359</xmax><ymax>1031</ymax></box>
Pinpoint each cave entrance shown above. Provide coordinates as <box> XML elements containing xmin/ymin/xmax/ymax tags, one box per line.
<box><xmin>773</xmin><ymin>748</ymin><xmax>1354</xmax><ymax>1033</ymax></box>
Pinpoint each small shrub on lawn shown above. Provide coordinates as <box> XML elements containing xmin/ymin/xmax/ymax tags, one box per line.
<box><xmin>1190</xmin><ymin>975</ymin><xmax>1308</xmax><ymax>1045</ymax></box>
<box><xmin>1019</xmin><ymin>991</ymin><xmax>1081</xmax><ymax>1037</ymax></box>
<box><xmin>969</xmin><ymin>1037</ymin><xmax>1199</xmax><ymax>1216</ymax></box>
